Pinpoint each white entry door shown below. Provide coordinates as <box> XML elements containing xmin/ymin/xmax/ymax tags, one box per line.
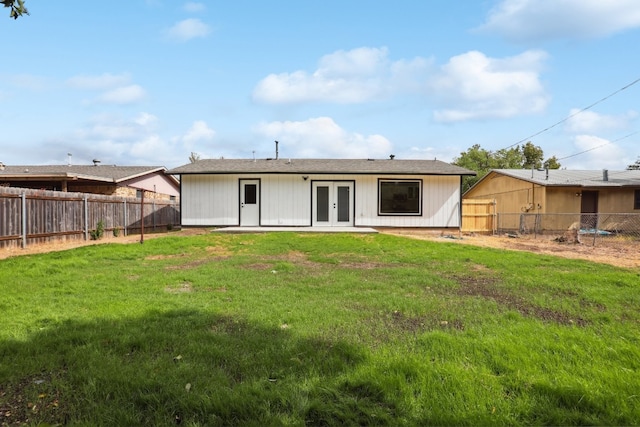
<box><xmin>312</xmin><ymin>182</ymin><xmax>354</xmax><ymax>226</ymax></box>
<box><xmin>240</xmin><ymin>179</ymin><xmax>260</xmax><ymax>226</ymax></box>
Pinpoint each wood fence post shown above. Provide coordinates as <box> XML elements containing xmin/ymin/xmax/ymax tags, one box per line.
<box><xmin>84</xmin><ymin>195</ymin><xmax>89</xmax><ymax>241</ymax></box>
<box><xmin>140</xmin><ymin>191</ymin><xmax>144</xmax><ymax>244</ymax></box>
<box><xmin>123</xmin><ymin>200</ymin><xmax>128</xmax><ymax>236</ymax></box>
<box><xmin>21</xmin><ymin>192</ymin><xmax>27</xmax><ymax>248</ymax></box>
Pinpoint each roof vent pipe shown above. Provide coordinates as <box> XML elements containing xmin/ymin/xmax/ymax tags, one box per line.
<box><xmin>275</xmin><ymin>140</ymin><xmax>279</xmax><ymax>160</ymax></box>
<box><xmin>389</xmin><ymin>154</ymin><xmax>395</xmax><ymax>160</ymax></box>
<box><xmin>93</xmin><ymin>159</ymin><xmax>101</xmax><ymax>166</ymax></box>
<box><xmin>603</xmin><ymin>169</ymin><xmax>608</xmax><ymax>181</ymax></box>
<box><xmin>545</xmin><ymin>167</ymin><xmax>549</xmax><ymax>180</ymax></box>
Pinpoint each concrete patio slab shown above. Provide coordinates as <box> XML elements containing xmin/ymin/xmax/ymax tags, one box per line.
<box><xmin>213</xmin><ymin>226</ymin><xmax>378</xmax><ymax>233</ymax></box>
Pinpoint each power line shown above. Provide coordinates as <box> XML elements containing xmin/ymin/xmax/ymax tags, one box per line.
<box><xmin>556</xmin><ymin>130</ymin><xmax>639</xmax><ymax>162</ymax></box>
<box><xmin>503</xmin><ymin>76</ymin><xmax>640</xmax><ymax>150</ymax></box>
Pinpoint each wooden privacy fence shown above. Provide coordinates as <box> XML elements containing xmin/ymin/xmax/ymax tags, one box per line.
<box><xmin>461</xmin><ymin>199</ymin><xmax>497</xmax><ymax>234</ymax></box>
<box><xmin>0</xmin><ymin>187</ymin><xmax>180</xmax><ymax>249</ymax></box>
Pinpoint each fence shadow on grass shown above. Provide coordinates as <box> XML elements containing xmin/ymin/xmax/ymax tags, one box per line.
<box><xmin>0</xmin><ymin>309</ymin><xmax>388</xmax><ymax>426</ymax></box>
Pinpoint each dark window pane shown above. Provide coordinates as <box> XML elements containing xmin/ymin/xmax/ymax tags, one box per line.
<box><xmin>244</xmin><ymin>184</ymin><xmax>257</xmax><ymax>204</ymax></box>
<box><xmin>379</xmin><ymin>181</ymin><xmax>421</xmax><ymax>215</ymax></box>
<box><xmin>635</xmin><ymin>190</ymin><xmax>640</xmax><ymax>210</ymax></box>
<box><xmin>317</xmin><ymin>186</ymin><xmax>329</xmax><ymax>222</ymax></box>
<box><xmin>337</xmin><ymin>186</ymin><xmax>350</xmax><ymax>222</ymax></box>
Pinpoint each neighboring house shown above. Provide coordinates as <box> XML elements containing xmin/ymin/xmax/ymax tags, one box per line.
<box><xmin>464</xmin><ymin>168</ymin><xmax>640</xmax><ymax>231</ymax></box>
<box><xmin>0</xmin><ymin>162</ymin><xmax>180</xmax><ymax>200</ymax></box>
<box><xmin>167</xmin><ymin>157</ymin><xmax>475</xmax><ymax>229</ymax></box>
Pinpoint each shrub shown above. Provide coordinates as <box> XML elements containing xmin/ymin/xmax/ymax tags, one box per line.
<box><xmin>90</xmin><ymin>220</ymin><xmax>105</xmax><ymax>240</ymax></box>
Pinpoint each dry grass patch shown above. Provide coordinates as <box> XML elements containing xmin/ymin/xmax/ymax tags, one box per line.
<box><xmin>164</xmin><ymin>282</ymin><xmax>194</xmax><ymax>293</ymax></box>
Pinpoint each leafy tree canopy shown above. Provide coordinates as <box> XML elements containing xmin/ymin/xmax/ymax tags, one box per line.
<box><xmin>2</xmin><ymin>0</ymin><xmax>28</xmax><ymax>19</ymax></box>
<box><xmin>627</xmin><ymin>157</ymin><xmax>640</xmax><ymax>170</ymax></box>
<box><xmin>453</xmin><ymin>142</ymin><xmax>561</xmax><ymax>192</ymax></box>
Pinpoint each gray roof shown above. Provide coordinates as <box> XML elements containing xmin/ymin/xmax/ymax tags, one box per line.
<box><xmin>167</xmin><ymin>158</ymin><xmax>476</xmax><ymax>176</ymax></box>
<box><xmin>491</xmin><ymin>169</ymin><xmax>640</xmax><ymax>187</ymax></box>
<box><xmin>0</xmin><ymin>165</ymin><xmax>170</xmax><ymax>183</ymax></box>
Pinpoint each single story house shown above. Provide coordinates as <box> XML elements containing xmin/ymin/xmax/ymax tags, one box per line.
<box><xmin>0</xmin><ymin>162</ymin><xmax>180</xmax><ymax>200</ymax></box>
<box><xmin>464</xmin><ymin>168</ymin><xmax>640</xmax><ymax>231</ymax></box>
<box><xmin>167</xmin><ymin>157</ymin><xmax>475</xmax><ymax>229</ymax></box>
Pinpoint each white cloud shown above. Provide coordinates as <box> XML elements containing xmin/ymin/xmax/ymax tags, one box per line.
<box><xmin>76</xmin><ymin>113</ymin><xmax>149</xmax><ymax>141</ymax></box>
<box><xmin>66</xmin><ymin>73</ymin><xmax>131</xmax><ymax>90</ymax></box>
<box><xmin>97</xmin><ymin>85</ymin><xmax>146</xmax><ymax>105</ymax></box>
<box><xmin>134</xmin><ymin>112</ymin><xmax>158</xmax><ymax>127</ymax></box>
<box><xmin>564</xmin><ymin>134</ymin><xmax>627</xmax><ymax>169</ymax></box>
<box><xmin>478</xmin><ymin>0</ymin><xmax>640</xmax><ymax>42</ymax></box>
<box><xmin>182</xmin><ymin>120</ymin><xmax>216</xmax><ymax>144</ymax></box>
<box><xmin>184</xmin><ymin>2</ymin><xmax>206</xmax><ymax>13</ymax></box>
<box><xmin>429</xmin><ymin>50</ymin><xmax>549</xmax><ymax>122</ymax></box>
<box><xmin>254</xmin><ymin>117</ymin><xmax>393</xmax><ymax>158</ymax></box>
<box><xmin>166</xmin><ymin>18</ymin><xmax>211</xmax><ymax>42</ymax></box>
<box><xmin>65</xmin><ymin>113</ymin><xmax>185</xmax><ymax>166</ymax></box>
<box><xmin>253</xmin><ymin>47</ymin><xmax>430</xmax><ymax>104</ymax></box>
<box><xmin>564</xmin><ymin>109</ymin><xmax>637</xmax><ymax>133</ymax></box>
<box><xmin>129</xmin><ymin>134</ymin><xmax>168</xmax><ymax>159</ymax></box>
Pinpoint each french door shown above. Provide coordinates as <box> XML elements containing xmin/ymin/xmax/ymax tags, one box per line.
<box><xmin>312</xmin><ymin>181</ymin><xmax>354</xmax><ymax>226</ymax></box>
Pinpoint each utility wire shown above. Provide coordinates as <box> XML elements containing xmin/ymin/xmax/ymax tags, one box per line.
<box><xmin>556</xmin><ymin>130</ymin><xmax>639</xmax><ymax>161</ymax></box>
<box><xmin>503</xmin><ymin>76</ymin><xmax>640</xmax><ymax>150</ymax></box>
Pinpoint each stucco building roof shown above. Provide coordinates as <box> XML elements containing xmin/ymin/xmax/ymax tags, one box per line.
<box><xmin>489</xmin><ymin>169</ymin><xmax>640</xmax><ymax>188</ymax></box>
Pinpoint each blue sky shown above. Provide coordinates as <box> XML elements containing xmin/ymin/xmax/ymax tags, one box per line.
<box><xmin>1</xmin><ymin>0</ymin><xmax>639</xmax><ymax>170</ymax></box>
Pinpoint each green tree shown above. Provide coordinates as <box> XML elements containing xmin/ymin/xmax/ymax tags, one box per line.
<box><xmin>521</xmin><ymin>141</ymin><xmax>544</xmax><ymax>169</ymax></box>
<box><xmin>453</xmin><ymin>141</ymin><xmax>561</xmax><ymax>192</ymax></box>
<box><xmin>543</xmin><ymin>156</ymin><xmax>562</xmax><ymax>170</ymax></box>
<box><xmin>627</xmin><ymin>157</ymin><xmax>640</xmax><ymax>170</ymax></box>
<box><xmin>2</xmin><ymin>0</ymin><xmax>28</xmax><ymax>19</ymax></box>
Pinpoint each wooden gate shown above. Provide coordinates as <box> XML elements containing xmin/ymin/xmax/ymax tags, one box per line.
<box><xmin>462</xmin><ymin>199</ymin><xmax>496</xmax><ymax>234</ymax></box>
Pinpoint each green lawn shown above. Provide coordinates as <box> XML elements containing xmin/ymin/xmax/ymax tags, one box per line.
<box><xmin>1</xmin><ymin>232</ymin><xmax>638</xmax><ymax>426</ymax></box>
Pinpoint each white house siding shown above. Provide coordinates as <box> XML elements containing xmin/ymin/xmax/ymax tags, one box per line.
<box><xmin>181</xmin><ymin>175</ymin><xmax>238</xmax><ymax>226</ymax></box>
<box><xmin>261</xmin><ymin>175</ymin><xmax>311</xmax><ymax>225</ymax></box>
<box><xmin>181</xmin><ymin>173</ymin><xmax>462</xmax><ymax>228</ymax></box>
<box><xmin>352</xmin><ymin>175</ymin><xmax>461</xmax><ymax>227</ymax></box>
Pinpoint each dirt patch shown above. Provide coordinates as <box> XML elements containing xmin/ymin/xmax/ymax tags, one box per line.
<box><xmin>165</xmin><ymin>281</ymin><xmax>194</xmax><ymax>293</ymax></box>
<box><xmin>382</xmin><ymin>230</ymin><xmax>640</xmax><ymax>269</ymax></box>
<box><xmin>0</xmin><ymin>371</ymin><xmax>68</xmax><ymax>426</ymax></box>
<box><xmin>454</xmin><ymin>275</ymin><xmax>587</xmax><ymax>326</ymax></box>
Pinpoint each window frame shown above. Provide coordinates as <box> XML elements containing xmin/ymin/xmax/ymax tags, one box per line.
<box><xmin>377</xmin><ymin>179</ymin><xmax>423</xmax><ymax>216</ymax></box>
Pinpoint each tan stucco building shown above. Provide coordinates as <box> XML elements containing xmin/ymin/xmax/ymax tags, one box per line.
<box><xmin>464</xmin><ymin>169</ymin><xmax>640</xmax><ymax>232</ymax></box>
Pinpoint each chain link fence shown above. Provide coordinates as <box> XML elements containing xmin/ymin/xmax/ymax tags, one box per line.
<box><xmin>496</xmin><ymin>213</ymin><xmax>640</xmax><ymax>246</ymax></box>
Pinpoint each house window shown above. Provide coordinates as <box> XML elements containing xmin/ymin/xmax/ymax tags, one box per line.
<box><xmin>635</xmin><ymin>190</ymin><xmax>640</xmax><ymax>210</ymax></box>
<box><xmin>378</xmin><ymin>179</ymin><xmax>422</xmax><ymax>215</ymax></box>
<box><xmin>136</xmin><ymin>189</ymin><xmax>143</xmax><ymax>198</ymax></box>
